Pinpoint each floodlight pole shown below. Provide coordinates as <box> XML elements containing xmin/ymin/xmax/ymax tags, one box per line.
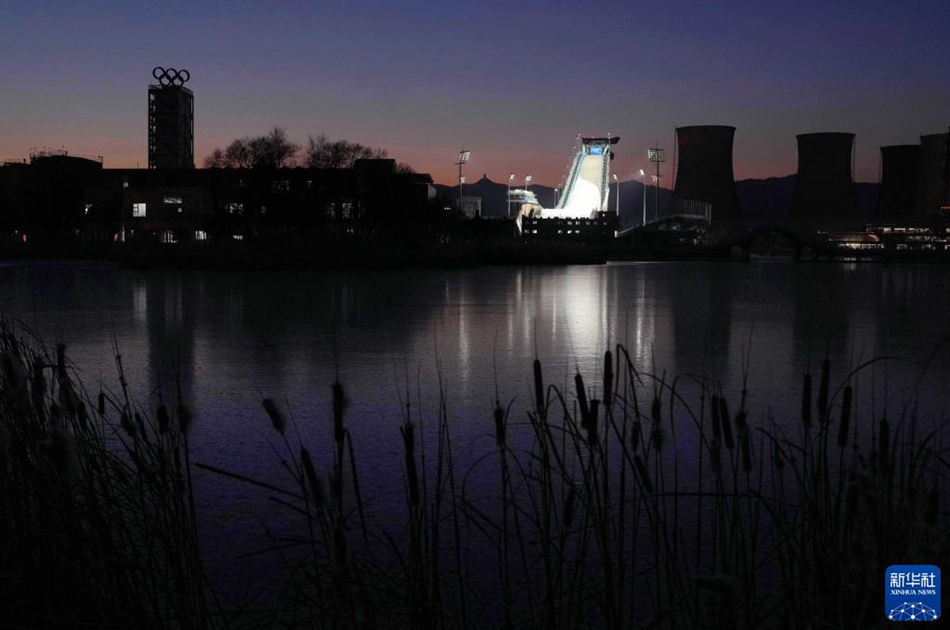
<box><xmin>648</xmin><ymin>147</ymin><xmax>665</xmax><ymax>223</ymax></box>
<box><xmin>612</xmin><ymin>173</ymin><xmax>619</xmax><ymax>215</ymax></box>
<box><xmin>456</xmin><ymin>149</ymin><xmax>471</xmax><ymax>217</ymax></box>
<box><xmin>638</xmin><ymin>169</ymin><xmax>646</xmax><ymax>226</ymax></box>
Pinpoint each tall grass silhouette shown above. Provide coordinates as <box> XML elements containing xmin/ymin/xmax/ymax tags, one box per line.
<box><xmin>2</xmin><ymin>319</ymin><xmax>947</xmax><ymax>628</ymax></box>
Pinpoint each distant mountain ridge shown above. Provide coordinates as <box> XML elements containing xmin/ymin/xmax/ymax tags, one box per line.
<box><xmin>435</xmin><ymin>174</ymin><xmax>881</xmax><ymax>230</ymax></box>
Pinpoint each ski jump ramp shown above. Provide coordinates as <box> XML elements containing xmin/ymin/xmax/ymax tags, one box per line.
<box><xmin>516</xmin><ymin>136</ymin><xmax>619</xmax><ymax>236</ymax></box>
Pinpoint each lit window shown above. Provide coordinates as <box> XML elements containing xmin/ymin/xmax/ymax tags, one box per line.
<box><xmin>164</xmin><ymin>195</ymin><xmax>183</xmax><ymax>204</ymax></box>
<box><xmin>195</xmin><ymin>230</ymin><xmax>208</xmax><ymax>241</ymax></box>
<box><xmin>132</xmin><ymin>202</ymin><xmax>146</xmax><ymax>218</ymax></box>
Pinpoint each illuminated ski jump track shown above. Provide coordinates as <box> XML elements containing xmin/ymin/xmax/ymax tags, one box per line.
<box><xmin>524</xmin><ymin>135</ymin><xmax>617</xmax><ymax>220</ymax></box>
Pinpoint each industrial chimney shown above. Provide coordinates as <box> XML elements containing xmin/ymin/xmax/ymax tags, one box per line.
<box><xmin>913</xmin><ymin>132</ymin><xmax>949</xmax><ymax>219</ymax></box>
<box><xmin>787</xmin><ymin>132</ymin><xmax>857</xmax><ymax>237</ymax></box>
<box><xmin>874</xmin><ymin>145</ymin><xmax>920</xmax><ymax>225</ymax></box>
<box><xmin>667</xmin><ymin>125</ymin><xmax>744</xmax><ymax>242</ymax></box>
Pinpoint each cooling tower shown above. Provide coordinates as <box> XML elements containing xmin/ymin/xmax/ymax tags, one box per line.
<box><xmin>667</xmin><ymin>125</ymin><xmax>744</xmax><ymax>241</ymax></box>
<box><xmin>913</xmin><ymin>132</ymin><xmax>949</xmax><ymax>218</ymax></box>
<box><xmin>787</xmin><ymin>132</ymin><xmax>857</xmax><ymax>237</ymax></box>
<box><xmin>874</xmin><ymin>145</ymin><xmax>920</xmax><ymax>224</ymax></box>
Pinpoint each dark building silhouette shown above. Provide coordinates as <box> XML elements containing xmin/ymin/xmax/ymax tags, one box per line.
<box><xmin>787</xmin><ymin>132</ymin><xmax>858</xmax><ymax>237</ymax></box>
<box><xmin>913</xmin><ymin>132</ymin><xmax>949</xmax><ymax>218</ymax></box>
<box><xmin>0</xmin><ymin>151</ymin><xmax>104</xmax><ymax>244</ymax></box>
<box><xmin>874</xmin><ymin>145</ymin><xmax>920</xmax><ymax>224</ymax></box>
<box><xmin>667</xmin><ymin>125</ymin><xmax>744</xmax><ymax>242</ymax></box>
<box><xmin>148</xmin><ymin>68</ymin><xmax>194</xmax><ymax>169</ymax></box>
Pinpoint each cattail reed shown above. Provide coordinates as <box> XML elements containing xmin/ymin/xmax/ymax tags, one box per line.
<box><xmin>58</xmin><ymin>381</ymin><xmax>79</xmax><ymax>419</ymax></box>
<box><xmin>177</xmin><ymin>399</ymin><xmax>192</xmax><ymax>434</ymax></box>
<box><xmin>719</xmin><ymin>397</ymin><xmax>734</xmax><ymax>451</ymax></box>
<box><xmin>562</xmin><ymin>485</ymin><xmax>577</xmax><ymax>529</ymax></box>
<box><xmin>603</xmin><ymin>350</ymin><xmax>613</xmax><ymax>405</ymax></box>
<box><xmin>651</xmin><ymin>395</ymin><xmax>661</xmax><ymax>426</ymax></box>
<box><xmin>837</xmin><ymin>384</ymin><xmax>852</xmax><ymax>448</ymax></box>
<box><xmin>262</xmin><ymin>398</ymin><xmax>286</xmax><ymax>435</ymax></box>
<box><xmin>801</xmin><ymin>372</ymin><xmax>812</xmax><ymax>428</ymax></box>
<box><xmin>493</xmin><ymin>400</ymin><xmax>506</xmax><ymax>447</ymax></box>
<box><xmin>157</xmin><ymin>402</ymin><xmax>170</xmax><ymax>434</ymax></box>
<box><xmin>772</xmin><ymin>442</ymin><xmax>784</xmax><ymax>471</ymax></box>
<box><xmin>120</xmin><ymin>411</ymin><xmax>137</xmax><ymax>437</ymax></box>
<box><xmin>98</xmin><ymin>390</ymin><xmax>106</xmax><ymax>415</ymax></box>
<box><xmin>533</xmin><ymin>358</ymin><xmax>545</xmax><ymax>414</ymax></box>
<box><xmin>586</xmin><ymin>399</ymin><xmax>600</xmax><ymax>447</ymax></box>
<box><xmin>740</xmin><ymin>428</ymin><xmax>752</xmax><ymax>472</ymax></box>
<box><xmin>817</xmin><ymin>359</ymin><xmax>829</xmax><ymax>420</ymax></box>
<box><xmin>300</xmin><ymin>447</ymin><xmax>327</xmax><ymax>508</ymax></box>
<box><xmin>711</xmin><ymin>394</ymin><xmax>722</xmax><ymax>443</ymax></box>
<box><xmin>634</xmin><ymin>455</ymin><xmax>654</xmax><ymax>493</ymax></box>
<box><xmin>400</xmin><ymin>420</ymin><xmax>419</xmax><ymax>507</ymax></box>
<box><xmin>575</xmin><ymin>372</ymin><xmax>591</xmax><ymax>429</ymax></box>
<box><xmin>332</xmin><ymin>380</ymin><xmax>345</xmax><ymax>447</ymax></box>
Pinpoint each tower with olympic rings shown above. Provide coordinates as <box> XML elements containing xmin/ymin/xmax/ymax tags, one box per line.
<box><xmin>148</xmin><ymin>67</ymin><xmax>194</xmax><ymax>169</ymax></box>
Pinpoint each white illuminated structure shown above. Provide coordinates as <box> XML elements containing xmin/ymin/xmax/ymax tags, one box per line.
<box><xmin>515</xmin><ymin>135</ymin><xmax>620</xmax><ymax>239</ymax></box>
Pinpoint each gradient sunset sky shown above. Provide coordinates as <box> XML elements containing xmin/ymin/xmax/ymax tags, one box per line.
<box><xmin>2</xmin><ymin>0</ymin><xmax>949</xmax><ymax>186</ymax></box>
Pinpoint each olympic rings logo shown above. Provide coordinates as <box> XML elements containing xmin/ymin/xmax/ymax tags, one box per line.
<box><xmin>152</xmin><ymin>67</ymin><xmax>191</xmax><ymax>87</ymax></box>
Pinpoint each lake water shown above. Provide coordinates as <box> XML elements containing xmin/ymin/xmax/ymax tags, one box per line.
<box><xmin>2</xmin><ymin>259</ymin><xmax>948</xmax><ymax>605</ymax></box>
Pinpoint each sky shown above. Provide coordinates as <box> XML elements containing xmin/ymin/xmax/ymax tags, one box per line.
<box><xmin>2</xmin><ymin>0</ymin><xmax>949</xmax><ymax>186</ymax></box>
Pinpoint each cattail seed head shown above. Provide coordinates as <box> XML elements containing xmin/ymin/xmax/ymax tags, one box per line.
<box><xmin>630</xmin><ymin>421</ymin><xmax>641</xmax><ymax>453</ymax></box>
<box><xmin>574</xmin><ymin>373</ymin><xmax>590</xmax><ymax>429</ymax></box>
<box><xmin>120</xmin><ymin>411</ymin><xmax>137</xmax><ymax>437</ymax></box>
<box><xmin>332</xmin><ymin>380</ymin><xmax>346</xmax><ymax>446</ymax></box>
<box><xmin>493</xmin><ymin>400</ymin><xmax>506</xmax><ymax>448</ymax></box>
<box><xmin>262</xmin><ymin>398</ymin><xmax>286</xmax><ymax>435</ymax></box>
<box><xmin>586</xmin><ymin>399</ymin><xmax>600</xmax><ymax>447</ymax></box>
<box><xmin>634</xmin><ymin>455</ymin><xmax>654</xmax><ymax>493</ymax></box>
<box><xmin>651</xmin><ymin>395</ymin><xmax>662</xmax><ymax>426</ymax></box>
<box><xmin>651</xmin><ymin>424</ymin><xmax>665</xmax><ymax>450</ymax></box>
<box><xmin>562</xmin><ymin>485</ymin><xmax>577</xmax><ymax>529</ymax></box>
<box><xmin>97</xmin><ymin>390</ymin><xmax>106</xmax><ymax>415</ymax></box>
<box><xmin>533</xmin><ymin>359</ymin><xmax>545</xmax><ymax>414</ymax></box>
<box><xmin>603</xmin><ymin>350</ymin><xmax>613</xmax><ymax>405</ymax></box>
<box><xmin>400</xmin><ymin>421</ymin><xmax>419</xmax><ymax>507</ymax></box>
<box><xmin>719</xmin><ymin>397</ymin><xmax>734</xmax><ymax>451</ymax></box>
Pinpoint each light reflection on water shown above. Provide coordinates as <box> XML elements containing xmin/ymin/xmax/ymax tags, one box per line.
<box><xmin>2</xmin><ymin>259</ymin><xmax>948</xmax><ymax>597</ymax></box>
